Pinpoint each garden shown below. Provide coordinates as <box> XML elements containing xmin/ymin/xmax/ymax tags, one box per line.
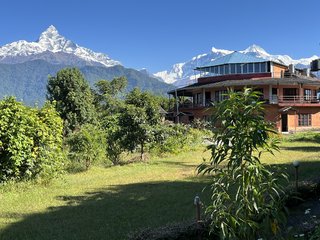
<box><xmin>1</xmin><ymin>69</ymin><xmax>320</xmax><ymax>239</ymax></box>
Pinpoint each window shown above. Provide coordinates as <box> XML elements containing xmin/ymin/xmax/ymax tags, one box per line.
<box><xmin>242</xmin><ymin>64</ymin><xmax>248</xmax><ymax>73</ymax></box>
<box><xmin>219</xmin><ymin>65</ymin><xmax>224</xmax><ymax>75</ymax></box>
<box><xmin>261</xmin><ymin>62</ymin><xmax>266</xmax><ymax>72</ymax></box>
<box><xmin>283</xmin><ymin>88</ymin><xmax>297</xmax><ymax>96</ymax></box>
<box><xmin>214</xmin><ymin>66</ymin><xmax>218</xmax><ymax>74</ymax></box>
<box><xmin>248</xmin><ymin>63</ymin><xmax>254</xmax><ymax>73</ymax></box>
<box><xmin>298</xmin><ymin>113</ymin><xmax>312</xmax><ymax>126</ymax></box>
<box><xmin>267</xmin><ymin>62</ymin><xmax>271</xmax><ymax>72</ymax></box>
<box><xmin>254</xmin><ymin>63</ymin><xmax>260</xmax><ymax>73</ymax></box>
<box><xmin>215</xmin><ymin>90</ymin><xmax>228</xmax><ymax>102</ymax></box>
<box><xmin>225</xmin><ymin>65</ymin><xmax>229</xmax><ymax>74</ymax></box>
<box><xmin>304</xmin><ymin>89</ymin><xmax>312</xmax><ymax>101</ymax></box>
<box><xmin>236</xmin><ymin>64</ymin><xmax>242</xmax><ymax>73</ymax></box>
<box><xmin>230</xmin><ymin>64</ymin><xmax>236</xmax><ymax>74</ymax></box>
<box><xmin>194</xmin><ymin>93</ymin><xmax>202</xmax><ymax>105</ymax></box>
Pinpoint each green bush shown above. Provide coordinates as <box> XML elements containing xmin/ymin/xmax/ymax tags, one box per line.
<box><xmin>66</xmin><ymin>124</ymin><xmax>106</xmax><ymax>170</ymax></box>
<box><xmin>0</xmin><ymin>98</ymin><xmax>64</xmax><ymax>183</ymax></box>
<box><xmin>151</xmin><ymin>124</ymin><xmax>208</xmax><ymax>155</ymax></box>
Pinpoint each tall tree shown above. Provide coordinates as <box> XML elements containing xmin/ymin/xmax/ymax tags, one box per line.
<box><xmin>117</xmin><ymin>88</ymin><xmax>161</xmax><ymax>160</ymax></box>
<box><xmin>93</xmin><ymin>76</ymin><xmax>127</xmax><ymax>114</ymax></box>
<box><xmin>125</xmin><ymin>88</ymin><xmax>160</xmax><ymax>125</ymax></box>
<box><xmin>47</xmin><ymin>68</ymin><xmax>96</xmax><ymax>135</ymax></box>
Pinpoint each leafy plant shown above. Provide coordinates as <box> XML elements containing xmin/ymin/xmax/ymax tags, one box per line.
<box><xmin>198</xmin><ymin>89</ymin><xmax>288</xmax><ymax>239</ymax></box>
<box><xmin>66</xmin><ymin>124</ymin><xmax>106</xmax><ymax>170</ymax></box>
<box><xmin>0</xmin><ymin>98</ymin><xmax>64</xmax><ymax>183</ymax></box>
<box><xmin>47</xmin><ymin>68</ymin><xmax>97</xmax><ymax>135</ymax></box>
<box><xmin>151</xmin><ymin>124</ymin><xmax>207</xmax><ymax>155</ymax></box>
<box><xmin>103</xmin><ymin>115</ymin><xmax>124</xmax><ymax>165</ymax></box>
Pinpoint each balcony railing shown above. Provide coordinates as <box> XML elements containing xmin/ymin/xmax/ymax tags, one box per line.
<box><xmin>178</xmin><ymin>95</ymin><xmax>320</xmax><ymax>109</ymax></box>
<box><xmin>277</xmin><ymin>95</ymin><xmax>319</xmax><ymax>104</ymax></box>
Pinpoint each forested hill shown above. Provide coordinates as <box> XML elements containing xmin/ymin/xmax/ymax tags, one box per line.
<box><xmin>0</xmin><ymin>60</ymin><xmax>173</xmax><ymax>105</ymax></box>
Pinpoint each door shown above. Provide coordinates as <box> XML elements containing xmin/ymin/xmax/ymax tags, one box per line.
<box><xmin>281</xmin><ymin>114</ymin><xmax>288</xmax><ymax>132</ymax></box>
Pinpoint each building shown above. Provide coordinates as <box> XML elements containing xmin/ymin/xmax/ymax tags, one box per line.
<box><xmin>168</xmin><ymin>51</ymin><xmax>320</xmax><ymax>132</ymax></box>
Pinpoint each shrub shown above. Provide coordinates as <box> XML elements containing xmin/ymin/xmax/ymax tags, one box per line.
<box><xmin>151</xmin><ymin>124</ymin><xmax>208</xmax><ymax>155</ymax></box>
<box><xmin>0</xmin><ymin>98</ymin><xmax>64</xmax><ymax>183</ymax></box>
<box><xmin>198</xmin><ymin>89</ymin><xmax>288</xmax><ymax>239</ymax></box>
<box><xmin>66</xmin><ymin>124</ymin><xmax>106</xmax><ymax>170</ymax></box>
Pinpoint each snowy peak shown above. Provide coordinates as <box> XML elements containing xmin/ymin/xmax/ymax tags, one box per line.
<box><xmin>39</xmin><ymin>25</ymin><xmax>60</xmax><ymax>40</ymax></box>
<box><xmin>0</xmin><ymin>25</ymin><xmax>121</xmax><ymax>67</ymax></box>
<box><xmin>242</xmin><ymin>44</ymin><xmax>269</xmax><ymax>56</ymax></box>
<box><xmin>38</xmin><ymin>25</ymin><xmax>77</xmax><ymax>52</ymax></box>
<box><xmin>211</xmin><ymin>46</ymin><xmax>233</xmax><ymax>55</ymax></box>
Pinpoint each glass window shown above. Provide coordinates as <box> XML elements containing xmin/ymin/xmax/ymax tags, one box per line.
<box><xmin>261</xmin><ymin>62</ymin><xmax>266</xmax><ymax>72</ymax></box>
<box><xmin>298</xmin><ymin>114</ymin><xmax>312</xmax><ymax>126</ymax></box>
<box><xmin>254</xmin><ymin>63</ymin><xmax>260</xmax><ymax>73</ymax></box>
<box><xmin>230</xmin><ymin>64</ymin><xmax>236</xmax><ymax>74</ymax></box>
<box><xmin>194</xmin><ymin>93</ymin><xmax>202</xmax><ymax>105</ymax></box>
<box><xmin>219</xmin><ymin>65</ymin><xmax>224</xmax><ymax>75</ymax></box>
<box><xmin>242</xmin><ymin>64</ymin><xmax>248</xmax><ymax>73</ymax></box>
<box><xmin>225</xmin><ymin>65</ymin><xmax>229</xmax><ymax>74</ymax></box>
<box><xmin>248</xmin><ymin>63</ymin><xmax>254</xmax><ymax>73</ymax></box>
<box><xmin>304</xmin><ymin>89</ymin><xmax>312</xmax><ymax>101</ymax></box>
<box><xmin>215</xmin><ymin>90</ymin><xmax>228</xmax><ymax>102</ymax></box>
<box><xmin>236</xmin><ymin>64</ymin><xmax>241</xmax><ymax>73</ymax></box>
<box><xmin>214</xmin><ymin>66</ymin><xmax>218</xmax><ymax>74</ymax></box>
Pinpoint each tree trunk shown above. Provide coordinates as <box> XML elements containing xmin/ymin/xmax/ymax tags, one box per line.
<box><xmin>140</xmin><ymin>142</ymin><xmax>144</xmax><ymax>161</ymax></box>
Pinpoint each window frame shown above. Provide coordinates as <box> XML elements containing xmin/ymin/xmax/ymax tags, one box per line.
<box><xmin>298</xmin><ymin>113</ymin><xmax>312</xmax><ymax>126</ymax></box>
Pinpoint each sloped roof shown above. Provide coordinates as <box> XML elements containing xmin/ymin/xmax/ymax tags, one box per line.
<box><xmin>196</xmin><ymin>51</ymin><xmax>268</xmax><ymax>69</ymax></box>
<box><xmin>168</xmin><ymin>76</ymin><xmax>320</xmax><ymax>95</ymax></box>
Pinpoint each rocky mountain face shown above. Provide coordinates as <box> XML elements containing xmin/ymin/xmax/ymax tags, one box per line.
<box><xmin>0</xmin><ymin>26</ymin><xmax>172</xmax><ymax>105</ymax></box>
<box><xmin>154</xmin><ymin>44</ymin><xmax>319</xmax><ymax>86</ymax></box>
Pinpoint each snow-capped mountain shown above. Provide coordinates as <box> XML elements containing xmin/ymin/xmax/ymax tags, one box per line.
<box><xmin>154</xmin><ymin>44</ymin><xmax>319</xmax><ymax>87</ymax></box>
<box><xmin>0</xmin><ymin>26</ymin><xmax>173</xmax><ymax>105</ymax></box>
<box><xmin>0</xmin><ymin>25</ymin><xmax>121</xmax><ymax>67</ymax></box>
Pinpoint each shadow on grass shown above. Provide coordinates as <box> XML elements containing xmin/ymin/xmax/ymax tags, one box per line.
<box><xmin>281</xmin><ymin>146</ymin><xmax>320</xmax><ymax>152</ymax></box>
<box><xmin>156</xmin><ymin>160</ymin><xmax>201</xmax><ymax>168</ymax></box>
<box><xmin>268</xmin><ymin>160</ymin><xmax>320</xmax><ymax>183</ymax></box>
<box><xmin>0</xmin><ymin>180</ymin><xmax>210</xmax><ymax>240</ymax></box>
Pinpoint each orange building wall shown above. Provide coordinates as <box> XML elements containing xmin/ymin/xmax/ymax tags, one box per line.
<box><xmin>273</xmin><ymin>64</ymin><xmax>287</xmax><ymax>78</ymax></box>
<box><xmin>288</xmin><ymin>107</ymin><xmax>320</xmax><ymax>132</ymax></box>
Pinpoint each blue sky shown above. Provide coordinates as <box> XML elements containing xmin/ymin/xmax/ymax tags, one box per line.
<box><xmin>0</xmin><ymin>0</ymin><xmax>319</xmax><ymax>72</ymax></box>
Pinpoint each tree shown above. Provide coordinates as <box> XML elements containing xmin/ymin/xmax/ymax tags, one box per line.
<box><xmin>118</xmin><ymin>105</ymin><xmax>153</xmax><ymax>160</ymax></box>
<box><xmin>197</xmin><ymin>89</ymin><xmax>288</xmax><ymax>239</ymax></box>
<box><xmin>47</xmin><ymin>68</ymin><xmax>96</xmax><ymax>135</ymax></box>
<box><xmin>125</xmin><ymin>88</ymin><xmax>160</xmax><ymax>125</ymax></box>
<box><xmin>114</xmin><ymin>88</ymin><xmax>161</xmax><ymax>160</ymax></box>
<box><xmin>0</xmin><ymin>97</ymin><xmax>64</xmax><ymax>182</ymax></box>
<box><xmin>66</xmin><ymin>124</ymin><xmax>106</xmax><ymax>170</ymax></box>
<box><xmin>93</xmin><ymin>76</ymin><xmax>127</xmax><ymax>114</ymax></box>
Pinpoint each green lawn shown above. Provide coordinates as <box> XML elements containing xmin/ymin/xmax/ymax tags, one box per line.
<box><xmin>0</xmin><ymin>133</ymin><xmax>320</xmax><ymax>240</ymax></box>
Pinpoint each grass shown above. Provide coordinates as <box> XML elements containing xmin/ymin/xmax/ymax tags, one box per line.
<box><xmin>0</xmin><ymin>132</ymin><xmax>320</xmax><ymax>239</ymax></box>
<box><xmin>0</xmin><ymin>148</ymin><xmax>211</xmax><ymax>240</ymax></box>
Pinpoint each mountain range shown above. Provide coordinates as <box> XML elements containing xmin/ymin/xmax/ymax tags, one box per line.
<box><xmin>154</xmin><ymin>45</ymin><xmax>319</xmax><ymax>87</ymax></box>
<box><xmin>0</xmin><ymin>25</ymin><xmax>172</xmax><ymax>105</ymax></box>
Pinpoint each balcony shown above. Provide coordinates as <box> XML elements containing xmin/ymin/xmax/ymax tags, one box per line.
<box><xmin>178</xmin><ymin>95</ymin><xmax>320</xmax><ymax>110</ymax></box>
<box><xmin>276</xmin><ymin>96</ymin><xmax>319</xmax><ymax>104</ymax></box>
